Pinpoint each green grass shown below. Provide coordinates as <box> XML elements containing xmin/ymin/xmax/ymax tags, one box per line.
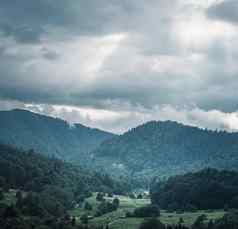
<box><xmin>70</xmin><ymin>193</ymin><xmax>150</xmax><ymax>218</ymax></box>
<box><xmin>107</xmin><ymin>218</ymin><xmax>144</xmax><ymax>229</ymax></box>
<box><xmin>70</xmin><ymin>193</ymin><xmax>226</xmax><ymax>229</ymax></box>
<box><xmin>101</xmin><ymin>210</ymin><xmax>225</xmax><ymax>229</ymax></box>
<box><xmin>160</xmin><ymin>210</ymin><xmax>225</xmax><ymax>226</ymax></box>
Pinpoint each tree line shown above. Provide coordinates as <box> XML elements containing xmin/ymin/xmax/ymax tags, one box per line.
<box><xmin>151</xmin><ymin>168</ymin><xmax>238</xmax><ymax>211</ymax></box>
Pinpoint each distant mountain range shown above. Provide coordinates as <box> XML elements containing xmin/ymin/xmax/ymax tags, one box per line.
<box><xmin>2</xmin><ymin>109</ymin><xmax>238</xmax><ymax>182</ymax></box>
<box><xmin>0</xmin><ymin>109</ymin><xmax>114</xmax><ymax>163</ymax></box>
<box><xmin>93</xmin><ymin>120</ymin><xmax>238</xmax><ymax>180</ymax></box>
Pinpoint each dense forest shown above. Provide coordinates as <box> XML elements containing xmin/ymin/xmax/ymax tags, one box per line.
<box><xmin>0</xmin><ymin>144</ymin><xmax>130</xmax><ymax>216</ymax></box>
<box><xmin>3</xmin><ymin>110</ymin><xmax>238</xmax><ymax>185</ymax></box>
<box><xmin>0</xmin><ymin>144</ymin><xmax>135</xmax><ymax>229</ymax></box>
<box><xmin>93</xmin><ymin>121</ymin><xmax>238</xmax><ymax>180</ymax></box>
<box><xmin>151</xmin><ymin>168</ymin><xmax>238</xmax><ymax>210</ymax></box>
<box><xmin>0</xmin><ymin>109</ymin><xmax>114</xmax><ymax>163</ymax></box>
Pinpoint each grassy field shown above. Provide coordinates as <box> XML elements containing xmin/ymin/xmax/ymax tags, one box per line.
<box><xmin>70</xmin><ymin>193</ymin><xmax>225</xmax><ymax>229</ymax></box>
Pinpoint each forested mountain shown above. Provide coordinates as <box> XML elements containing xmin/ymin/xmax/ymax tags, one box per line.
<box><xmin>0</xmin><ymin>109</ymin><xmax>114</xmax><ymax>163</ymax></box>
<box><xmin>0</xmin><ymin>144</ymin><xmax>129</xmax><ymax>213</ymax></box>
<box><xmin>0</xmin><ymin>144</ymin><xmax>130</xmax><ymax>229</ymax></box>
<box><xmin>3</xmin><ymin>109</ymin><xmax>238</xmax><ymax>184</ymax></box>
<box><xmin>93</xmin><ymin>121</ymin><xmax>238</xmax><ymax>179</ymax></box>
<box><xmin>151</xmin><ymin>168</ymin><xmax>238</xmax><ymax>210</ymax></box>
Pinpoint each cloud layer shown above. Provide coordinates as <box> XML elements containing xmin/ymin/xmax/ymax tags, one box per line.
<box><xmin>0</xmin><ymin>0</ymin><xmax>238</xmax><ymax>133</ymax></box>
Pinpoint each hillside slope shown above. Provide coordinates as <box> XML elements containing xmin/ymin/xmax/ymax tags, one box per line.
<box><xmin>151</xmin><ymin>168</ymin><xmax>238</xmax><ymax>210</ymax></box>
<box><xmin>93</xmin><ymin>121</ymin><xmax>238</xmax><ymax>179</ymax></box>
<box><xmin>0</xmin><ymin>109</ymin><xmax>115</xmax><ymax>163</ymax></box>
<box><xmin>0</xmin><ymin>144</ymin><xmax>129</xmax><ymax>217</ymax></box>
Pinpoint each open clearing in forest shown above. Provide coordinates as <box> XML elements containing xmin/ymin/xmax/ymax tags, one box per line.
<box><xmin>70</xmin><ymin>193</ymin><xmax>225</xmax><ymax>229</ymax></box>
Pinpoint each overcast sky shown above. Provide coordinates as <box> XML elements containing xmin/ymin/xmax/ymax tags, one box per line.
<box><xmin>0</xmin><ymin>0</ymin><xmax>238</xmax><ymax>133</ymax></box>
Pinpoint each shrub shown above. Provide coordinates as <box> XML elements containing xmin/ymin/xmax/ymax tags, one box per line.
<box><xmin>112</xmin><ymin>198</ymin><xmax>120</xmax><ymax>209</ymax></box>
<box><xmin>134</xmin><ymin>205</ymin><xmax>160</xmax><ymax>218</ymax></box>
<box><xmin>129</xmin><ymin>193</ymin><xmax>136</xmax><ymax>199</ymax></box>
<box><xmin>107</xmin><ymin>192</ymin><xmax>113</xmax><ymax>198</ymax></box>
<box><xmin>192</xmin><ymin>214</ymin><xmax>207</xmax><ymax>228</ymax></box>
<box><xmin>139</xmin><ymin>218</ymin><xmax>165</xmax><ymax>229</ymax></box>
<box><xmin>84</xmin><ymin>202</ymin><xmax>93</xmax><ymax>211</ymax></box>
<box><xmin>96</xmin><ymin>193</ymin><xmax>104</xmax><ymax>202</ymax></box>
<box><xmin>80</xmin><ymin>214</ymin><xmax>88</xmax><ymax>224</ymax></box>
<box><xmin>125</xmin><ymin>211</ymin><xmax>134</xmax><ymax>218</ymax></box>
<box><xmin>95</xmin><ymin>201</ymin><xmax>118</xmax><ymax>217</ymax></box>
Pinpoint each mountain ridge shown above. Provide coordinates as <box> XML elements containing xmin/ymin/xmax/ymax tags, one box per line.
<box><xmin>0</xmin><ymin>109</ymin><xmax>115</xmax><ymax>163</ymax></box>
<box><xmin>3</xmin><ymin>109</ymin><xmax>238</xmax><ymax>184</ymax></box>
<box><xmin>93</xmin><ymin>120</ymin><xmax>238</xmax><ymax>180</ymax></box>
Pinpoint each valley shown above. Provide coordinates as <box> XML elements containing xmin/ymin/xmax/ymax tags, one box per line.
<box><xmin>0</xmin><ymin>189</ymin><xmax>226</xmax><ymax>228</ymax></box>
<box><xmin>70</xmin><ymin>193</ymin><xmax>226</xmax><ymax>228</ymax></box>
<box><xmin>1</xmin><ymin>110</ymin><xmax>238</xmax><ymax>229</ymax></box>
<box><xmin>0</xmin><ymin>0</ymin><xmax>237</xmax><ymax>228</ymax></box>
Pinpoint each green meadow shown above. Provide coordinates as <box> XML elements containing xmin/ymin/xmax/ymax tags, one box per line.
<box><xmin>70</xmin><ymin>193</ymin><xmax>225</xmax><ymax>229</ymax></box>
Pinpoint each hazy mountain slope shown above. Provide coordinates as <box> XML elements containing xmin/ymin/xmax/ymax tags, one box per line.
<box><xmin>93</xmin><ymin>121</ymin><xmax>238</xmax><ymax>179</ymax></box>
<box><xmin>0</xmin><ymin>109</ymin><xmax>115</xmax><ymax>163</ymax></box>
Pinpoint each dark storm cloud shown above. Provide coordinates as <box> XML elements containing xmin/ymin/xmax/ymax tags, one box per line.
<box><xmin>207</xmin><ymin>0</ymin><xmax>238</xmax><ymax>24</ymax></box>
<box><xmin>0</xmin><ymin>0</ymin><xmax>179</xmax><ymax>104</ymax></box>
<box><xmin>0</xmin><ymin>24</ymin><xmax>44</xmax><ymax>43</ymax></box>
<box><xmin>41</xmin><ymin>48</ymin><xmax>59</xmax><ymax>60</ymax></box>
<box><xmin>0</xmin><ymin>0</ymin><xmax>152</xmax><ymax>43</ymax></box>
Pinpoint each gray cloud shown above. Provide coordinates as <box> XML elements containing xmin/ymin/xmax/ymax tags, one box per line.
<box><xmin>0</xmin><ymin>24</ymin><xmax>44</xmax><ymax>43</ymax></box>
<box><xmin>0</xmin><ymin>0</ymin><xmax>238</xmax><ymax>132</ymax></box>
<box><xmin>41</xmin><ymin>48</ymin><xmax>59</xmax><ymax>60</ymax></box>
<box><xmin>0</xmin><ymin>0</ymin><xmax>158</xmax><ymax>43</ymax></box>
<box><xmin>207</xmin><ymin>0</ymin><xmax>238</xmax><ymax>24</ymax></box>
<box><xmin>20</xmin><ymin>102</ymin><xmax>238</xmax><ymax>134</ymax></box>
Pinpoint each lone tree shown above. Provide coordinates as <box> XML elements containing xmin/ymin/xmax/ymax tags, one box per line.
<box><xmin>84</xmin><ymin>201</ymin><xmax>92</xmax><ymax>211</ymax></box>
<box><xmin>96</xmin><ymin>192</ymin><xmax>104</xmax><ymax>202</ymax></box>
<box><xmin>71</xmin><ymin>216</ymin><xmax>76</xmax><ymax>226</ymax></box>
<box><xmin>179</xmin><ymin>217</ymin><xmax>184</xmax><ymax>225</ymax></box>
<box><xmin>112</xmin><ymin>198</ymin><xmax>120</xmax><ymax>209</ymax></box>
<box><xmin>16</xmin><ymin>191</ymin><xmax>23</xmax><ymax>208</ymax></box>
<box><xmin>134</xmin><ymin>205</ymin><xmax>160</xmax><ymax>218</ymax></box>
<box><xmin>80</xmin><ymin>214</ymin><xmax>88</xmax><ymax>225</ymax></box>
<box><xmin>192</xmin><ymin>214</ymin><xmax>207</xmax><ymax>229</ymax></box>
